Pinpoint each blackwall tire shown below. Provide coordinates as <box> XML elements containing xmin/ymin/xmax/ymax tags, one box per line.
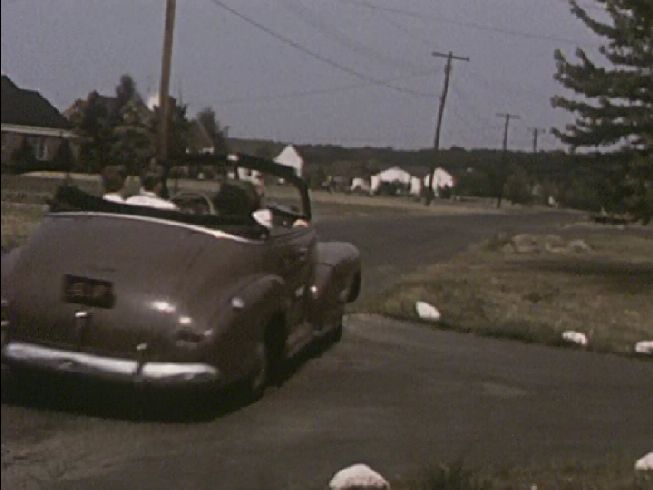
<box><xmin>331</xmin><ymin>320</ymin><xmax>343</xmax><ymax>343</ymax></box>
<box><xmin>246</xmin><ymin>342</ymin><xmax>268</xmax><ymax>402</ymax></box>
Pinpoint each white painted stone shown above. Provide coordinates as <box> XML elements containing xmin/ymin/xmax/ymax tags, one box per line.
<box><xmin>634</xmin><ymin>341</ymin><xmax>653</xmax><ymax>355</ymax></box>
<box><xmin>415</xmin><ymin>301</ymin><xmax>441</xmax><ymax>322</ymax></box>
<box><xmin>329</xmin><ymin>464</ymin><xmax>390</xmax><ymax>490</ymax></box>
<box><xmin>635</xmin><ymin>451</ymin><xmax>653</xmax><ymax>471</ymax></box>
<box><xmin>567</xmin><ymin>239</ymin><xmax>592</xmax><ymax>253</ymax></box>
<box><xmin>561</xmin><ymin>330</ymin><xmax>588</xmax><ymax>347</ymax></box>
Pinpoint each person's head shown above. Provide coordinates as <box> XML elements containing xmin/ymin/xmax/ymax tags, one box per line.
<box><xmin>213</xmin><ymin>180</ymin><xmax>260</xmax><ymax>216</ymax></box>
<box><xmin>101</xmin><ymin>165</ymin><xmax>126</xmax><ymax>194</ymax></box>
<box><xmin>141</xmin><ymin>166</ymin><xmax>165</xmax><ymax>196</ymax></box>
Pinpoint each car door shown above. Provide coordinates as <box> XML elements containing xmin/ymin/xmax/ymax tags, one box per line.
<box><xmin>269</xmin><ymin>224</ymin><xmax>316</xmax><ymax>357</ymax></box>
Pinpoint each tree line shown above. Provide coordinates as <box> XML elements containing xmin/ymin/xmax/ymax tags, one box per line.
<box><xmin>65</xmin><ymin>75</ymin><xmax>228</xmax><ymax>175</ymax></box>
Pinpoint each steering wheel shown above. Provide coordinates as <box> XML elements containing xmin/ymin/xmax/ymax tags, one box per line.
<box><xmin>170</xmin><ymin>191</ymin><xmax>216</xmax><ymax>216</ymax></box>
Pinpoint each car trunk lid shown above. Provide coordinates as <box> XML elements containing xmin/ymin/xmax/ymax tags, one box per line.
<box><xmin>8</xmin><ymin>213</ymin><xmax>219</xmax><ymax>359</ymax></box>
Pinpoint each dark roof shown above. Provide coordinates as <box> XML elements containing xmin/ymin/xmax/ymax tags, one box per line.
<box><xmin>188</xmin><ymin>119</ymin><xmax>215</xmax><ymax>151</ymax></box>
<box><xmin>1</xmin><ymin>75</ymin><xmax>70</xmax><ymax>129</ymax></box>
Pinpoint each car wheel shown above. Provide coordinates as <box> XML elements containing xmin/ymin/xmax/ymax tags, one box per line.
<box><xmin>246</xmin><ymin>341</ymin><xmax>269</xmax><ymax>402</ymax></box>
<box><xmin>331</xmin><ymin>321</ymin><xmax>343</xmax><ymax>343</ymax></box>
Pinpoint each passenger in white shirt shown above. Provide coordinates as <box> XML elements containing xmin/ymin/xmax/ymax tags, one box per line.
<box><xmin>126</xmin><ymin>168</ymin><xmax>178</xmax><ymax>210</ymax></box>
<box><xmin>100</xmin><ymin>165</ymin><xmax>126</xmax><ymax>203</ymax></box>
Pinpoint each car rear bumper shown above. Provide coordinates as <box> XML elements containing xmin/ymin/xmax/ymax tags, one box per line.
<box><xmin>2</xmin><ymin>341</ymin><xmax>222</xmax><ymax>387</ymax></box>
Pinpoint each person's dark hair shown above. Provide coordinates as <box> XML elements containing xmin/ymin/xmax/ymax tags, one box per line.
<box><xmin>101</xmin><ymin>165</ymin><xmax>126</xmax><ymax>193</ymax></box>
<box><xmin>141</xmin><ymin>166</ymin><xmax>164</xmax><ymax>193</ymax></box>
<box><xmin>213</xmin><ymin>181</ymin><xmax>260</xmax><ymax>216</ymax></box>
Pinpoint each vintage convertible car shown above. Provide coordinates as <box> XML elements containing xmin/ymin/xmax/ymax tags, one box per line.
<box><xmin>1</xmin><ymin>154</ymin><xmax>361</xmax><ymax>399</ymax></box>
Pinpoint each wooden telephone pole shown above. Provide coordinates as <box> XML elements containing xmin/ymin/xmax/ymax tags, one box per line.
<box><xmin>157</xmin><ymin>0</ymin><xmax>177</xmax><ymax>189</ymax></box>
<box><xmin>528</xmin><ymin>127</ymin><xmax>547</xmax><ymax>154</ymax></box>
<box><xmin>426</xmin><ymin>50</ymin><xmax>469</xmax><ymax>203</ymax></box>
<box><xmin>495</xmin><ymin>112</ymin><xmax>520</xmax><ymax>208</ymax></box>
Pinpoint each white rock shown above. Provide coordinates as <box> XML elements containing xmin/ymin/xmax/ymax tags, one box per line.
<box><xmin>415</xmin><ymin>301</ymin><xmax>441</xmax><ymax>322</ymax></box>
<box><xmin>635</xmin><ymin>451</ymin><xmax>653</xmax><ymax>471</ymax></box>
<box><xmin>329</xmin><ymin>464</ymin><xmax>390</xmax><ymax>490</ymax></box>
<box><xmin>561</xmin><ymin>330</ymin><xmax>588</xmax><ymax>346</ymax></box>
<box><xmin>567</xmin><ymin>239</ymin><xmax>592</xmax><ymax>253</ymax></box>
<box><xmin>511</xmin><ymin>234</ymin><xmax>539</xmax><ymax>254</ymax></box>
<box><xmin>634</xmin><ymin>341</ymin><xmax>653</xmax><ymax>355</ymax></box>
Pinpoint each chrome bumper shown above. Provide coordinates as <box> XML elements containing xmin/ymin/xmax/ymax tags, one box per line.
<box><xmin>2</xmin><ymin>342</ymin><xmax>221</xmax><ymax>386</ymax></box>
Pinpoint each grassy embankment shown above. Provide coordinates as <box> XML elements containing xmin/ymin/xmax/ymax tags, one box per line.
<box><xmin>374</xmin><ymin>230</ymin><xmax>653</xmax><ymax>355</ymax></box>
<box><xmin>392</xmin><ymin>456</ymin><xmax>651</xmax><ymax>489</ymax></box>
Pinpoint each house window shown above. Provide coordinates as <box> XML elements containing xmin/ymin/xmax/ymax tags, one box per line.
<box><xmin>35</xmin><ymin>138</ymin><xmax>48</xmax><ymax>160</ymax></box>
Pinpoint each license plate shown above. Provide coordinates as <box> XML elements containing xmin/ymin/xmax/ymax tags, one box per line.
<box><xmin>63</xmin><ymin>275</ymin><xmax>115</xmax><ymax>308</ymax></box>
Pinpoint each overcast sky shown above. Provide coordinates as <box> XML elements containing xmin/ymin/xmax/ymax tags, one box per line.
<box><xmin>1</xmin><ymin>0</ymin><xmax>605</xmax><ymax>151</ymax></box>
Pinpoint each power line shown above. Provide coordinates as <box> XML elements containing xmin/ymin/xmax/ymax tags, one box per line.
<box><xmin>215</xmin><ymin>72</ymin><xmax>436</xmax><ymax>105</ymax></box>
<box><xmin>277</xmin><ymin>0</ymin><xmax>428</xmax><ymax>75</ymax></box>
<box><xmin>464</xmin><ymin>67</ymin><xmax>553</xmax><ymax>101</ymax></box>
<box><xmin>339</xmin><ymin>0</ymin><xmax>594</xmax><ymax>47</ymax></box>
<box><xmin>449</xmin><ymin>83</ymin><xmax>502</xmax><ymax>131</ymax></box>
<box><xmin>207</xmin><ymin>0</ymin><xmax>433</xmax><ymax>98</ymax></box>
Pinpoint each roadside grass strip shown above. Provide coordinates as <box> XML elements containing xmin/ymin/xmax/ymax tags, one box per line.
<box><xmin>393</xmin><ymin>455</ymin><xmax>652</xmax><ymax>489</ymax></box>
<box><xmin>375</xmin><ymin>232</ymin><xmax>653</xmax><ymax>355</ymax></box>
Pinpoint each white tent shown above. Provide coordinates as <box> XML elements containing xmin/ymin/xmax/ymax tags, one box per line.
<box><xmin>424</xmin><ymin>167</ymin><xmax>454</xmax><ymax>189</ymax></box>
<box><xmin>350</xmin><ymin>177</ymin><xmax>371</xmax><ymax>193</ymax></box>
<box><xmin>273</xmin><ymin>145</ymin><xmax>304</xmax><ymax>177</ymax></box>
<box><xmin>370</xmin><ymin>166</ymin><xmax>412</xmax><ymax>193</ymax></box>
<box><xmin>378</xmin><ymin>166</ymin><xmax>411</xmax><ymax>184</ymax></box>
<box><xmin>409</xmin><ymin>176</ymin><xmax>422</xmax><ymax>195</ymax></box>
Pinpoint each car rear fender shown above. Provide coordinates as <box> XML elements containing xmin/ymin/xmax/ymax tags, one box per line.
<box><xmin>315</xmin><ymin>242</ymin><xmax>361</xmax><ymax>303</ymax></box>
<box><xmin>209</xmin><ymin>273</ymin><xmax>288</xmax><ymax>381</ymax></box>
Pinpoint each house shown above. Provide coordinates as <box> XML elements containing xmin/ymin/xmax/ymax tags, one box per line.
<box><xmin>185</xmin><ymin>118</ymin><xmax>229</xmax><ymax>157</ymax></box>
<box><xmin>187</xmin><ymin>119</ymin><xmax>215</xmax><ymax>155</ymax></box>
<box><xmin>274</xmin><ymin>145</ymin><xmax>304</xmax><ymax>177</ymax></box>
<box><xmin>1</xmin><ymin>75</ymin><xmax>78</xmax><ymax>169</ymax></box>
<box><xmin>64</xmin><ymin>90</ymin><xmax>152</xmax><ymax>125</ymax></box>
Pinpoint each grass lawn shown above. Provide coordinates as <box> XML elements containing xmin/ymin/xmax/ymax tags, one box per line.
<box><xmin>375</xmin><ymin>231</ymin><xmax>653</xmax><ymax>355</ymax></box>
<box><xmin>393</xmin><ymin>455</ymin><xmax>651</xmax><ymax>489</ymax></box>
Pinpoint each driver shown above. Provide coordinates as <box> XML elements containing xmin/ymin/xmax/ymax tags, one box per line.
<box><xmin>100</xmin><ymin>165</ymin><xmax>126</xmax><ymax>203</ymax></box>
<box><xmin>126</xmin><ymin>167</ymin><xmax>178</xmax><ymax>210</ymax></box>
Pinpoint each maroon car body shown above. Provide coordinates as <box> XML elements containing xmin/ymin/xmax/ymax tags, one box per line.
<box><xmin>1</xmin><ymin>155</ymin><xmax>360</xmax><ymax>397</ymax></box>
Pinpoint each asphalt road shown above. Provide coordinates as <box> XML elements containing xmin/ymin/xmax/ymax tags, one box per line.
<box><xmin>2</xmin><ymin>208</ymin><xmax>651</xmax><ymax>489</ymax></box>
<box><xmin>315</xmin><ymin>208</ymin><xmax>581</xmax><ymax>303</ymax></box>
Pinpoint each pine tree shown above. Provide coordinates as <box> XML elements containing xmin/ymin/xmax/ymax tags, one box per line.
<box><xmin>552</xmin><ymin>0</ymin><xmax>652</xmax><ymax>222</ymax></box>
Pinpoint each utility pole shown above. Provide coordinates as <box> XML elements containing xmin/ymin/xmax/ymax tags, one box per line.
<box><xmin>157</xmin><ymin>0</ymin><xmax>177</xmax><ymax>192</ymax></box>
<box><xmin>426</xmin><ymin>50</ymin><xmax>469</xmax><ymax>204</ymax></box>
<box><xmin>495</xmin><ymin>112</ymin><xmax>520</xmax><ymax>208</ymax></box>
<box><xmin>528</xmin><ymin>127</ymin><xmax>547</xmax><ymax>154</ymax></box>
